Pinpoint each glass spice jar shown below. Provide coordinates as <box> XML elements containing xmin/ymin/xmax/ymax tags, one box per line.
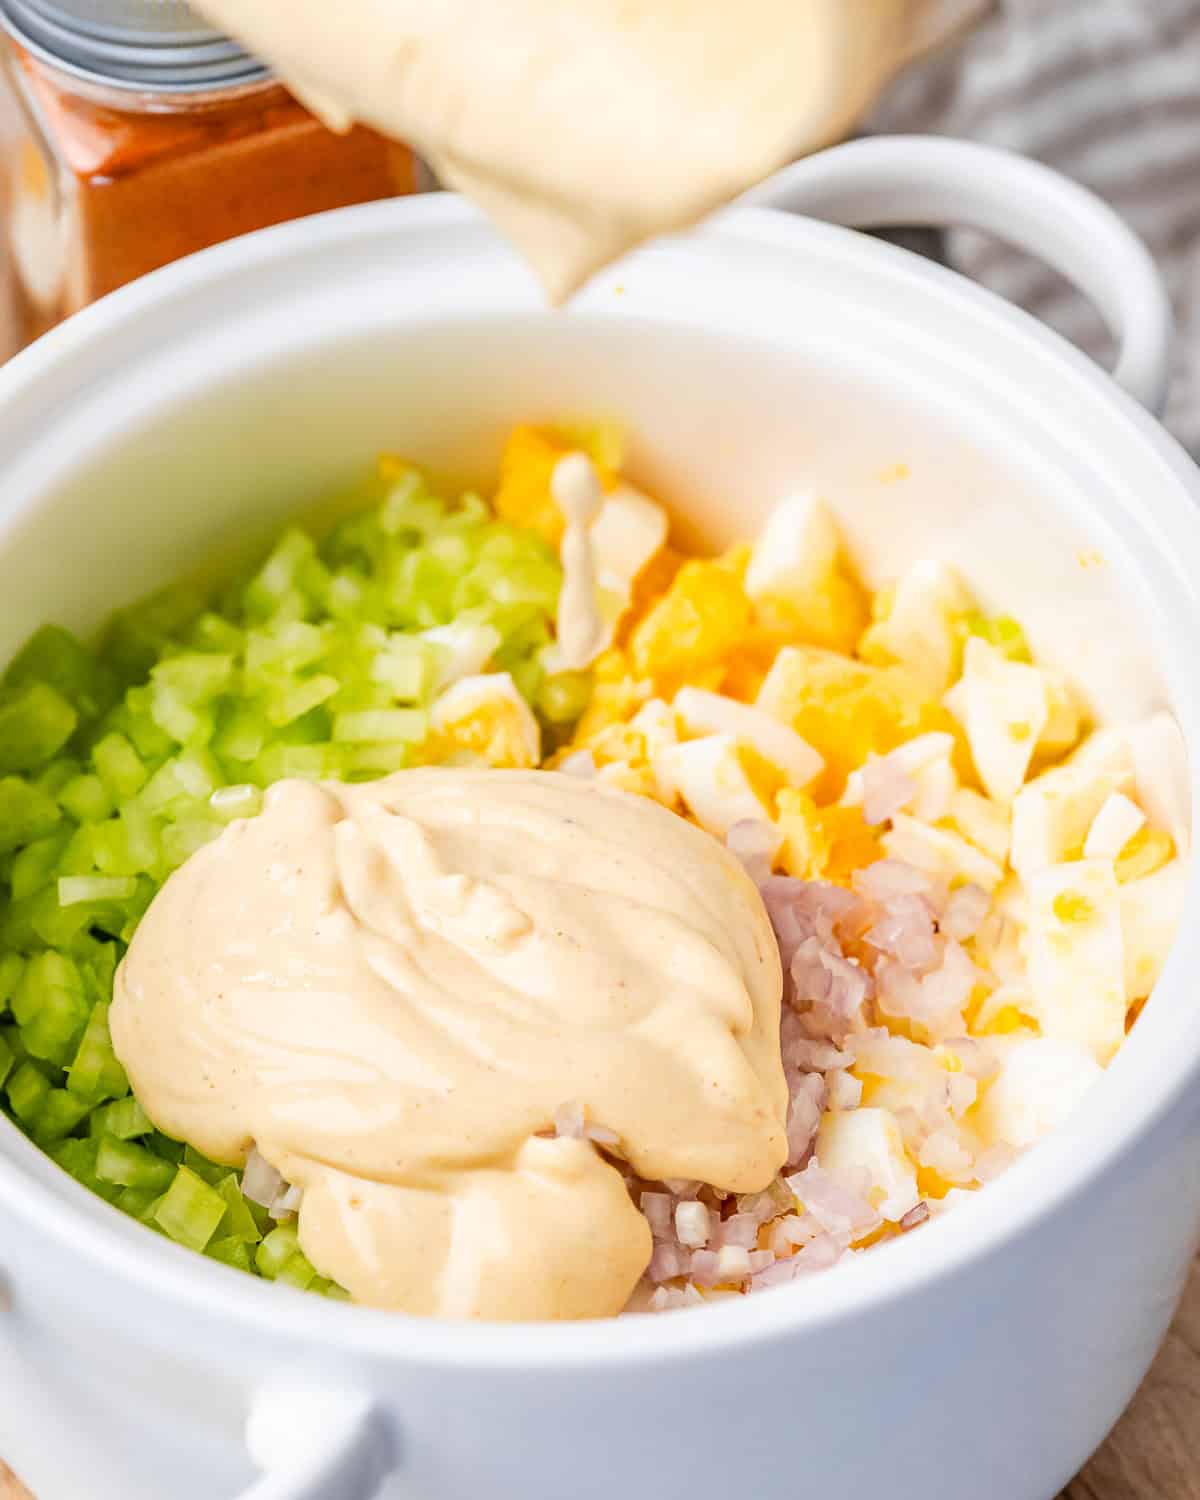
<box><xmin>0</xmin><ymin>0</ymin><xmax>416</xmax><ymax>346</ymax></box>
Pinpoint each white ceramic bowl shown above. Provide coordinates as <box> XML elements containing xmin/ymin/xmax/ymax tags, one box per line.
<box><xmin>0</xmin><ymin>138</ymin><xmax>1196</xmax><ymax>1500</ymax></box>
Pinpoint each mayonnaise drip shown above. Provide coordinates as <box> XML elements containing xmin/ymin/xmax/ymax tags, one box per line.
<box><xmin>552</xmin><ymin>452</ymin><xmax>607</xmax><ymax>670</ymax></box>
<box><xmin>110</xmin><ymin>770</ymin><xmax>787</xmax><ymax>1319</ymax></box>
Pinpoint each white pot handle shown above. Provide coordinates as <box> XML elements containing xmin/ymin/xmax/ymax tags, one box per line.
<box><xmin>742</xmin><ymin>135</ymin><xmax>1173</xmax><ymax>414</ymax></box>
<box><xmin>234</xmin><ymin>1386</ymin><xmax>398</xmax><ymax>1500</ymax></box>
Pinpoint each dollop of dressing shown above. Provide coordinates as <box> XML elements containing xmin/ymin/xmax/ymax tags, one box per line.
<box><xmin>111</xmin><ymin>770</ymin><xmax>787</xmax><ymax>1319</ymax></box>
<box><xmin>552</xmin><ymin>452</ymin><xmax>607</xmax><ymax>670</ymax></box>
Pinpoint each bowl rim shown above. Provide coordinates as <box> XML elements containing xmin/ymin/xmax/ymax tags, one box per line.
<box><xmin>0</xmin><ymin>190</ymin><xmax>1198</xmax><ymax>1370</ymax></box>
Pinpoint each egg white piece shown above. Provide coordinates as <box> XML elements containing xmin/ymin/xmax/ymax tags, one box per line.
<box><xmin>1026</xmin><ymin>859</ymin><xmax>1126</xmax><ymax>1064</ymax></box>
<box><xmin>976</xmin><ymin>1037</ymin><xmax>1104</xmax><ymax>1149</ymax></box>
<box><xmin>950</xmin><ymin>636</ymin><xmax>1049</xmax><ymax>805</ymax></box>
<box><xmin>744</xmin><ymin>491</ymin><xmax>839</xmax><ymax>604</ymax></box>
<box><xmin>815</xmin><ymin>1108</ymin><xmax>920</xmax><ymax>1223</ymax></box>
<box><xmin>862</xmin><ymin>559</ymin><xmax>972</xmax><ymax>695</ymax></box>
<box><xmin>652</xmin><ymin>734</ymin><xmax>772</xmax><ymax>838</ymax></box>
<box><xmin>673</xmin><ymin>687</ymin><xmax>823</xmax><ymax>789</ymax></box>
<box><xmin>430</xmin><ymin>671</ymin><xmax>541</xmax><ymax>768</ymax></box>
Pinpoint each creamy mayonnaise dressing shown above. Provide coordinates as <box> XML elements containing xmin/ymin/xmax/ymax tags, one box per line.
<box><xmin>188</xmin><ymin>0</ymin><xmax>959</xmax><ymax>300</ymax></box>
<box><xmin>552</xmin><ymin>452</ymin><xmax>607</xmax><ymax>670</ymax></box>
<box><xmin>111</xmin><ymin>770</ymin><xmax>787</xmax><ymax>1319</ymax></box>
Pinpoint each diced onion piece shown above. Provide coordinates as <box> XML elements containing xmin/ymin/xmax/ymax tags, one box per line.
<box><xmin>242</xmin><ymin>1146</ymin><xmax>284</xmax><ymax>1209</ymax></box>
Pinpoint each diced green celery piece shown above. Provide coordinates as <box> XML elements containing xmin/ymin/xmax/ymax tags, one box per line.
<box><xmin>332</xmin><ymin>709</ymin><xmax>427</xmax><ymax>744</ymax></box>
<box><xmin>0</xmin><ymin>683</ymin><xmax>78</xmax><ymax>773</ymax></box>
<box><xmin>139</xmin><ymin>758</ymin><xmax>192</xmax><ymax>813</ymax></box>
<box><xmin>245</xmin><ymin>530</ymin><xmax>317</xmax><ymax>618</ymax></box>
<box><xmin>11</xmin><ymin>829</ymin><xmax>72</xmax><ymax>899</ymax></box>
<box><xmin>147</xmin><ymin>1130</ymin><xmax>184</xmax><ymax>1164</ymax></box>
<box><xmin>159</xmin><ymin>818</ymin><xmax>223</xmax><ymax>872</ymax></box>
<box><xmin>92</xmin><ymin>732</ymin><xmax>148</xmax><ymax>801</ymax></box>
<box><xmin>33</xmin><ymin>1086</ymin><xmax>91</xmax><ymax>1143</ymax></box>
<box><xmin>321</xmin><ymin>1283</ymin><xmax>352</xmax><ymax>1302</ymax></box>
<box><xmin>12</xmin><ymin>951</ymin><xmax>89</xmax><ymax>1064</ymax></box>
<box><xmin>4</xmin><ymin>626</ymin><xmax>118</xmax><ymax>726</ymax></box>
<box><xmin>154</xmin><ymin>1165</ymin><xmax>227</xmax><ymax>1251</ymax></box>
<box><xmin>152</xmin><ymin>653</ymin><xmax>235</xmax><ymax>706</ymax></box>
<box><xmin>119</xmin><ymin>803</ymin><xmax>161</xmax><ymax>875</ymax></box>
<box><xmin>114</xmin><ymin>1184</ymin><xmax>162</xmax><ymax>1219</ymax></box>
<box><xmin>58</xmin><ymin>875</ymin><xmax>137</xmax><ymax>908</ymax></box>
<box><xmin>206</xmin><ymin>1235</ymin><xmax>255</xmax><ymax>1273</ymax></box>
<box><xmin>102</xmin><ymin>1096</ymin><xmax>151</xmax><ymax>1140</ymax></box>
<box><xmin>245</xmin><ymin>621</ymin><xmax>330</xmax><ymax>679</ymax></box>
<box><xmin>51</xmin><ymin>1136</ymin><xmax>119</xmax><ymax>1202</ymax></box>
<box><xmin>266</xmin><ymin>675</ymin><xmax>339</xmax><ymax>728</ymax></box>
<box><xmin>7</xmin><ymin>1059</ymin><xmax>50</xmax><ymax>1123</ymax></box>
<box><xmin>276</xmin><ymin>1252</ymin><xmax>317</xmax><ymax>1290</ymax></box>
<box><xmin>27</xmin><ymin>887</ymin><xmax>97</xmax><ymax>949</ymax></box>
<box><xmin>208</xmin><ymin>784</ymin><xmax>262</xmax><ymax>823</ymax></box>
<box><xmin>58</xmin><ymin>773</ymin><xmax>114</xmax><ymax>825</ymax></box>
<box><xmin>0</xmin><ymin>954</ymin><xmax>24</xmax><ymax>1012</ymax></box>
<box><xmin>326</xmin><ymin>571</ymin><xmax>369</xmax><ymax>620</ymax></box>
<box><xmin>381</xmin><ymin>481</ymin><xmax>445</xmax><ymax>539</ymax></box>
<box><xmin>35</xmin><ymin>758</ymin><xmax>81</xmax><ymax>798</ymax></box>
<box><xmin>331</xmin><ymin>744</ymin><xmax>411</xmax><ymax>780</ymax></box>
<box><xmin>537</xmin><ymin>671</ymin><xmax>592</xmax><ymax>725</ymax></box>
<box><xmin>0</xmin><ymin>1030</ymin><xmax>16</xmax><ymax>1089</ymax></box>
<box><xmin>255</xmin><ymin>1222</ymin><xmax>301</xmax><ymax>1279</ymax></box>
<box><xmin>253</xmin><ymin>743</ymin><xmax>330</xmax><ymax>786</ymax></box>
<box><xmin>122</xmin><ymin>692</ymin><xmax>176</xmax><ymax>762</ymax></box>
<box><xmin>182</xmin><ymin>1143</ymin><xmax>227</xmax><ymax>1186</ymax></box>
<box><xmin>214</xmin><ymin>1173</ymin><xmax>263</xmax><ymax>1244</ymax></box>
<box><xmin>96</xmin><ymin>1136</ymin><xmax>176</xmax><ymax>1191</ymax></box>
<box><xmin>509</xmin><ymin>657</ymin><xmax>544</xmax><ymax>708</ymax></box>
<box><xmin>0</xmin><ymin>776</ymin><xmax>62</xmax><ymax>854</ymax></box>
<box><xmin>67</xmin><ymin>1001</ymin><xmax>128</xmax><ymax>1102</ymax></box>
<box><xmin>101</xmin><ymin>584</ymin><xmax>207</xmax><ymax>683</ymax></box>
<box><xmin>148</xmin><ymin>680</ymin><xmax>206</xmax><ymax>744</ymax></box>
<box><xmin>212</xmin><ymin>705</ymin><xmax>268</xmax><ymax>765</ymax></box>
<box><xmin>189</xmin><ymin>613</ymin><xmax>245</xmax><ymax>656</ymax></box>
<box><xmin>56</xmin><ymin>822</ymin><xmax>98</xmax><ymax>876</ymax></box>
<box><xmin>117</xmin><ymin>879</ymin><xmax>156</xmax><ymax>942</ymax></box>
<box><xmin>444</xmin><ymin>493</ymin><xmax>490</xmax><ymax>531</ymax></box>
<box><xmin>370</xmin><ymin>639</ymin><xmax>433</xmax><ymax>702</ymax></box>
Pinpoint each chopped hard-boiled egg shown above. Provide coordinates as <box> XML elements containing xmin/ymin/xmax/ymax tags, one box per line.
<box><xmin>860</xmin><ymin>559</ymin><xmax>972</xmax><ymax>695</ymax></box>
<box><xmin>673</xmin><ymin>687</ymin><xmax>823</xmax><ymax>790</ymax></box>
<box><xmin>882</xmin><ymin>813</ymin><xmax>1005</xmax><ymax>892</ymax></box>
<box><xmin>1009</xmin><ymin>747</ymin><xmax>1133</xmax><ymax>880</ymax></box>
<box><xmin>1026</xmin><ymin>859</ymin><xmax>1126</xmax><ymax>1063</ymax></box>
<box><xmin>756</xmin><ymin>645</ymin><xmax>947</xmax><ymax>801</ymax></box>
<box><xmin>652</xmin><ymin>734</ymin><xmax>771</xmax><ymax>837</ymax></box>
<box><xmin>421</xmin><ymin>622</ymin><xmax>501</xmax><ymax>691</ymax></box>
<box><xmin>630</xmin><ymin>559</ymin><xmax>752</xmax><ymax>684</ymax></box>
<box><xmin>427</xmin><ymin>671</ymin><xmax>541</xmax><ymax>769</ymax></box>
<box><xmin>1121</xmin><ymin>858</ymin><xmax>1188</xmax><ymax>1001</ymax></box>
<box><xmin>814</xmin><ymin>1108</ymin><xmax>920</xmax><ymax>1222</ymax></box>
<box><xmin>949</xmin><ymin>636</ymin><xmax>1049</xmax><ymax>804</ymax></box>
<box><xmin>944</xmin><ymin>787</ymin><xmax>1011</xmax><ymax>865</ymax></box>
<box><xmin>742</xmin><ymin>493</ymin><xmax>866</xmax><ymax>652</ymax></box>
<box><xmin>975</xmin><ymin>1038</ymin><xmax>1104</xmax><ymax>1149</ymax></box>
<box><xmin>1083</xmin><ymin>792</ymin><xmax>1146</xmax><ymax>860</ymax></box>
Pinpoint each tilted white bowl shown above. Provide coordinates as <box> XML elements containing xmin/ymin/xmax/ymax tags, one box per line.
<box><xmin>0</xmin><ymin>138</ymin><xmax>1195</xmax><ymax>1500</ymax></box>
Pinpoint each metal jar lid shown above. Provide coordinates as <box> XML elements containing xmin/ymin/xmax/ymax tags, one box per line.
<box><xmin>0</xmin><ymin>0</ymin><xmax>270</xmax><ymax>91</ymax></box>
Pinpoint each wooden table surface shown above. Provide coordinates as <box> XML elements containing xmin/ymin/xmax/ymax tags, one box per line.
<box><xmin>2</xmin><ymin>1255</ymin><xmax>1198</xmax><ymax>1499</ymax></box>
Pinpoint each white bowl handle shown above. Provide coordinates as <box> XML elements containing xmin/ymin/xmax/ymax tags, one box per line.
<box><xmin>234</xmin><ymin>1386</ymin><xmax>398</xmax><ymax>1500</ymax></box>
<box><xmin>742</xmin><ymin>135</ymin><xmax>1173</xmax><ymax>414</ymax></box>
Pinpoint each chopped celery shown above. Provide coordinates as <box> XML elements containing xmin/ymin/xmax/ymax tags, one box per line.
<box><xmin>0</xmin><ymin>454</ymin><xmax>579</xmax><ymax>1303</ymax></box>
<box><xmin>214</xmin><ymin>1173</ymin><xmax>263</xmax><ymax>1244</ymax></box>
<box><xmin>92</xmin><ymin>732</ymin><xmax>148</xmax><ymax>800</ymax></box>
<box><xmin>332</xmin><ymin>709</ymin><xmax>427</xmax><ymax>744</ymax></box>
<box><xmin>96</xmin><ymin>1137</ymin><xmax>176</xmax><ymax>1191</ymax></box>
<box><xmin>182</xmin><ymin>1143</ymin><xmax>227</xmax><ymax>1186</ymax></box>
<box><xmin>58</xmin><ymin>875</ymin><xmax>137</xmax><ymax>908</ymax></box>
<box><xmin>101</xmin><ymin>1096</ymin><xmax>151</xmax><ymax>1139</ymax></box>
<box><xmin>7</xmin><ymin>1060</ymin><xmax>50</xmax><ymax>1123</ymax></box>
<box><xmin>256</xmin><ymin>1223</ymin><xmax>302</xmax><ymax>1279</ymax></box>
<box><xmin>206</xmin><ymin>1235</ymin><xmax>255</xmax><ymax>1273</ymax></box>
<box><xmin>12</xmin><ymin>951</ymin><xmax>89</xmax><ymax>1064</ymax></box>
<box><xmin>964</xmin><ymin>612</ymin><xmax>1032</xmax><ymax>663</ymax></box>
<box><xmin>33</xmin><ymin>1087</ymin><xmax>91</xmax><ymax>1143</ymax></box>
<box><xmin>67</xmin><ymin>1002</ymin><xmax>128</xmax><ymax>1102</ymax></box>
<box><xmin>0</xmin><ymin>776</ymin><xmax>62</xmax><ymax>853</ymax></box>
<box><xmin>153</xmin><ymin>1165</ymin><xmax>227</xmax><ymax>1251</ymax></box>
<box><xmin>0</xmin><ymin>682</ymin><xmax>78</xmax><ymax>772</ymax></box>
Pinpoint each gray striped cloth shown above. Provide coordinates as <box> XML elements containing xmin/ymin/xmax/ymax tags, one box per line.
<box><xmin>868</xmin><ymin>0</ymin><xmax>1200</xmax><ymax>450</ymax></box>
